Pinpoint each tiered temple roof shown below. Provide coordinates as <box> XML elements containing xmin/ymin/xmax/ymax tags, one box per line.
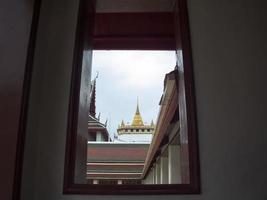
<box><xmin>88</xmin><ymin>77</ymin><xmax>110</xmax><ymax>141</ymax></box>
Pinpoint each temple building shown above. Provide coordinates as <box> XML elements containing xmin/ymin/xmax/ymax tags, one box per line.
<box><xmin>88</xmin><ymin>78</ymin><xmax>110</xmax><ymax>142</ymax></box>
<box><xmin>86</xmin><ymin>69</ymin><xmax>184</xmax><ymax>185</ymax></box>
<box><xmin>116</xmin><ymin>102</ymin><xmax>155</xmax><ymax>142</ymax></box>
<box><xmin>142</xmin><ymin>68</ymin><xmax>185</xmax><ymax>184</ymax></box>
<box><xmin>86</xmin><ymin>68</ymin><xmax>185</xmax><ymax>185</ymax></box>
<box><xmin>87</xmin><ymin>142</ymin><xmax>149</xmax><ymax>184</ymax></box>
<box><xmin>86</xmin><ymin>79</ymin><xmax>150</xmax><ymax>184</ymax></box>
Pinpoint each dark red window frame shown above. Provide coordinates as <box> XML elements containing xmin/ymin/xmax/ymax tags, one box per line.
<box><xmin>63</xmin><ymin>0</ymin><xmax>200</xmax><ymax>195</ymax></box>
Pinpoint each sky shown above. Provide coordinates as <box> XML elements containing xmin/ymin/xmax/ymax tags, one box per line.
<box><xmin>91</xmin><ymin>50</ymin><xmax>176</xmax><ymax>139</ymax></box>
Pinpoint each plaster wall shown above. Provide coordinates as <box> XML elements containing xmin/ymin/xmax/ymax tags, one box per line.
<box><xmin>21</xmin><ymin>0</ymin><xmax>267</xmax><ymax>199</ymax></box>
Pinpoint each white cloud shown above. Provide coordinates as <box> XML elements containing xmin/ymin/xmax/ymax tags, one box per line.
<box><xmin>93</xmin><ymin>51</ymin><xmax>175</xmax><ymax>88</ymax></box>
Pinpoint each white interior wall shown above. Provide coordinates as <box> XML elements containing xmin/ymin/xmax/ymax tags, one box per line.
<box><xmin>21</xmin><ymin>0</ymin><xmax>267</xmax><ymax>200</ymax></box>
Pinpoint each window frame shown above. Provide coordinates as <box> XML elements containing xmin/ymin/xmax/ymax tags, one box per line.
<box><xmin>63</xmin><ymin>0</ymin><xmax>200</xmax><ymax>195</ymax></box>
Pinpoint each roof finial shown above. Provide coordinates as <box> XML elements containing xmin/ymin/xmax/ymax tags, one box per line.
<box><xmin>136</xmin><ymin>97</ymin><xmax>140</xmax><ymax>115</ymax></box>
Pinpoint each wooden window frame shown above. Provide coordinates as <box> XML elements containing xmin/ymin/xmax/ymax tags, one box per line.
<box><xmin>63</xmin><ymin>0</ymin><xmax>200</xmax><ymax>195</ymax></box>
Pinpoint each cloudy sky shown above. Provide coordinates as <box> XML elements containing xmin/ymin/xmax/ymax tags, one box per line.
<box><xmin>91</xmin><ymin>50</ymin><xmax>176</xmax><ymax>139</ymax></box>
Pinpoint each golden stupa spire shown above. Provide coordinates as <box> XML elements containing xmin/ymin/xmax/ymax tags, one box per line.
<box><xmin>131</xmin><ymin>98</ymin><xmax>144</xmax><ymax>126</ymax></box>
<box><xmin>136</xmin><ymin>97</ymin><xmax>140</xmax><ymax>114</ymax></box>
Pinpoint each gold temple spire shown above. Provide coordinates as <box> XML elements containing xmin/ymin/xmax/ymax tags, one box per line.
<box><xmin>117</xmin><ymin>98</ymin><xmax>155</xmax><ymax>136</ymax></box>
<box><xmin>131</xmin><ymin>98</ymin><xmax>144</xmax><ymax>126</ymax></box>
<box><xmin>136</xmin><ymin>97</ymin><xmax>140</xmax><ymax>115</ymax></box>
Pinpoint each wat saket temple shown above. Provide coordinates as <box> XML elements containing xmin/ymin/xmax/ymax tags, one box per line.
<box><xmin>116</xmin><ymin>102</ymin><xmax>155</xmax><ymax>142</ymax></box>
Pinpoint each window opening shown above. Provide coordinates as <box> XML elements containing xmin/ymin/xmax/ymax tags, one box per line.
<box><xmin>87</xmin><ymin>50</ymin><xmax>182</xmax><ymax>185</ymax></box>
<box><xmin>64</xmin><ymin>0</ymin><xmax>199</xmax><ymax>194</ymax></box>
